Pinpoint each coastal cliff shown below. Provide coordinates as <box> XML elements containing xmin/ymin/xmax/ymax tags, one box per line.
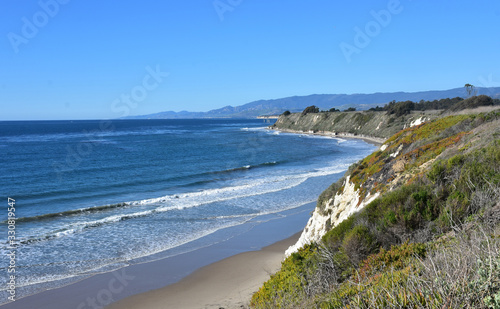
<box><xmin>272</xmin><ymin>110</ymin><xmax>442</xmax><ymax>256</ymax></box>
<box><xmin>271</xmin><ymin>110</ymin><xmax>437</xmax><ymax>140</ymax></box>
<box><xmin>282</xmin><ymin>110</ymin><xmax>453</xmax><ymax>256</ymax></box>
<box><xmin>253</xmin><ymin>106</ymin><xmax>500</xmax><ymax>308</ymax></box>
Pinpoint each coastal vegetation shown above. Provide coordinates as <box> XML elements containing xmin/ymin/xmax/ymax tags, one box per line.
<box><xmin>252</xmin><ymin>100</ymin><xmax>500</xmax><ymax>308</ymax></box>
<box><xmin>302</xmin><ymin>105</ymin><xmax>320</xmax><ymax>115</ymax></box>
<box><xmin>369</xmin><ymin>95</ymin><xmax>499</xmax><ymax>116</ymax></box>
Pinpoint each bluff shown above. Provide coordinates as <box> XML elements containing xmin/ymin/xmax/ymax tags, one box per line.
<box><xmin>271</xmin><ymin>110</ymin><xmax>437</xmax><ymax>141</ymax></box>
<box><xmin>253</xmin><ymin>106</ymin><xmax>500</xmax><ymax>308</ymax></box>
<box><xmin>271</xmin><ymin>110</ymin><xmax>440</xmax><ymax>254</ymax></box>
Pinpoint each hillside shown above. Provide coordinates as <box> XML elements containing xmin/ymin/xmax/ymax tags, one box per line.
<box><xmin>271</xmin><ymin>110</ymin><xmax>440</xmax><ymax>141</ymax></box>
<box><xmin>124</xmin><ymin>87</ymin><xmax>500</xmax><ymax>119</ymax></box>
<box><xmin>252</xmin><ymin>105</ymin><xmax>500</xmax><ymax>308</ymax></box>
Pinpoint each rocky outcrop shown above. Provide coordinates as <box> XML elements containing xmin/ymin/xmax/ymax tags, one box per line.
<box><xmin>285</xmin><ymin>176</ymin><xmax>379</xmax><ymax>256</ymax></box>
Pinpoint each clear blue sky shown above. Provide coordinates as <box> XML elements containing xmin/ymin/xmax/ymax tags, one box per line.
<box><xmin>1</xmin><ymin>0</ymin><xmax>499</xmax><ymax>120</ymax></box>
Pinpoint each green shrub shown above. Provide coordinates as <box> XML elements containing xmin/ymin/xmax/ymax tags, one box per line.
<box><xmin>322</xmin><ymin>216</ymin><xmax>355</xmax><ymax>246</ymax></box>
<box><xmin>251</xmin><ymin>244</ymin><xmax>317</xmax><ymax>308</ymax></box>
<box><xmin>342</xmin><ymin>225</ymin><xmax>377</xmax><ymax>266</ymax></box>
<box><xmin>302</xmin><ymin>105</ymin><xmax>320</xmax><ymax>115</ymax></box>
<box><xmin>475</xmin><ymin>256</ymin><xmax>500</xmax><ymax>309</ymax></box>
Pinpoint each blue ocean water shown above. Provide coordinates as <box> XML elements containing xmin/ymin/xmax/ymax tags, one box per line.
<box><xmin>0</xmin><ymin>119</ymin><xmax>375</xmax><ymax>301</ymax></box>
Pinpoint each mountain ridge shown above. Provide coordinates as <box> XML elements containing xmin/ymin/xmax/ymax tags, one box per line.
<box><xmin>125</xmin><ymin>87</ymin><xmax>500</xmax><ymax>119</ymax></box>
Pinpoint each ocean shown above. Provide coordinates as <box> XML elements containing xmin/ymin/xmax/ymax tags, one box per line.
<box><xmin>0</xmin><ymin>119</ymin><xmax>376</xmax><ymax>302</ymax></box>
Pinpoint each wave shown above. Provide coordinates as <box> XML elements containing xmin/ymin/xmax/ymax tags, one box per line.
<box><xmin>0</xmin><ymin>214</ymin><xmax>258</xmax><ymax>294</ymax></box>
<box><xmin>0</xmin><ymin>128</ymin><xmax>191</xmax><ymax>143</ymax></box>
<box><xmin>6</xmin><ymin>163</ymin><xmax>349</xmax><ymax>246</ymax></box>
<box><xmin>12</xmin><ymin>161</ymin><xmax>284</xmax><ymax>223</ymax></box>
<box><xmin>13</xmin><ymin>210</ymin><xmax>155</xmax><ymax>246</ymax></box>
<box><xmin>13</xmin><ymin>161</ymin><xmax>345</xmax><ymax>223</ymax></box>
<box><xmin>9</xmin><ymin>209</ymin><xmax>258</xmax><ymax>249</ymax></box>
<box><xmin>210</xmin><ymin>161</ymin><xmax>280</xmax><ymax>175</ymax></box>
<box><xmin>18</xmin><ymin>160</ymin><xmax>284</xmax><ymax>204</ymax></box>
<box><xmin>240</xmin><ymin>126</ymin><xmax>268</xmax><ymax>131</ymax></box>
<box><xmin>0</xmin><ymin>199</ymin><xmax>315</xmax><ymax>296</ymax></box>
<box><xmin>8</xmin><ymin>202</ymin><xmax>131</xmax><ymax>224</ymax></box>
<box><xmin>128</xmin><ymin>163</ymin><xmax>349</xmax><ymax>212</ymax></box>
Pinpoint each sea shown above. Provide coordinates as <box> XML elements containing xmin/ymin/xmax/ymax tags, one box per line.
<box><xmin>0</xmin><ymin>119</ymin><xmax>376</xmax><ymax>303</ymax></box>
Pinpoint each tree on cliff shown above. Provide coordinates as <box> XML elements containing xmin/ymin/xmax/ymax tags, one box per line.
<box><xmin>464</xmin><ymin>83</ymin><xmax>477</xmax><ymax>97</ymax></box>
<box><xmin>302</xmin><ymin>105</ymin><xmax>319</xmax><ymax>115</ymax></box>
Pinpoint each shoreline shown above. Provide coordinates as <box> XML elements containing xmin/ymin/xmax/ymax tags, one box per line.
<box><xmin>269</xmin><ymin>127</ymin><xmax>386</xmax><ymax>146</ymax></box>
<box><xmin>0</xmin><ymin>127</ymin><xmax>379</xmax><ymax>308</ymax></box>
<box><xmin>106</xmin><ymin>232</ymin><xmax>301</xmax><ymax>309</ymax></box>
<box><xmin>0</xmin><ymin>203</ymin><xmax>316</xmax><ymax>309</ymax></box>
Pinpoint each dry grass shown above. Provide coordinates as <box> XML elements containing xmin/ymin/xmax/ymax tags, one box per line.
<box><xmin>304</xmin><ymin>220</ymin><xmax>500</xmax><ymax>309</ymax></box>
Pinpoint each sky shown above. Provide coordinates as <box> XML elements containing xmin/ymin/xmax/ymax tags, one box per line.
<box><xmin>1</xmin><ymin>0</ymin><xmax>499</xmax><ymax>120</ymax></box>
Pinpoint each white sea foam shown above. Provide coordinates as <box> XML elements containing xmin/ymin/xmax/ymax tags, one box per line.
<box><xmin>0</xmin><ymin>128</ymin><xmax>191</xmax><ymax>143</ymax></box>
<box><xmin>9</xmin><ymin>162</ymin><xmax>350</xmax><ymax>248</ymax></box>
<box><xmin>333</xmin><ymin>137</ymin><xmax>347</xmax><ymax>143</ymax></box>
<box><xmin>136</xmin><ymin>164</ymin><xmax>349</xmax><ymax>213</ymax></box>
<box><xmin>241</xmin><ymin>126</ymin><xmax>268</xmax><ymax>131</ymax></box>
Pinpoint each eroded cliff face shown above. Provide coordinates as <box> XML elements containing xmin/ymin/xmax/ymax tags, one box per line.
<box><xmin>285</xmin><ymin>176</ymin><xmax>380</xmax><ymax>256</ymax></box>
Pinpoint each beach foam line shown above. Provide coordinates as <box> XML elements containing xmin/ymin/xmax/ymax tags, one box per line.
<box><xmin>0</xmin><ymin>216</ymin><xmax>260</xmax><ymax>294</ymax></box>
<box><xmin>11</xmin><ymin>210</ymin><xmax>155</xmax><ymax>246</ymax></box>
<box><xmin>6</xmin><ymin>163</ymin><xmax>349</xmax><ymax>247</ymax></box>
<box><xmin>0</xmin><ymin>127</ymin><xmax>192</xmax><ymax>143</ymax></box>
<box><xmin>208</xmin><ymin>161</ymin><xmax>281</xmax><ymax>175</ymax></box>
<box><xmin>9</xmin><ymin>202</ymin><xmax>131</xmax><ymax>224</ymax></box>
<box><xmin>136</xmin><ymin>163</ymin><xmax>349</xmax><ymax>209</ymax></box>
<box><xmin>12</xmin><ymin>161</ymin><xmax>287</xmax><ymax>223</ymax></box>
<box><xmin>13</xmin><ymin>160</ymin><xmax>348</xmax><ymax>224</ymax></box>
<box><xmin>240</xmin><ymin>126</ymin><xmax>268</xmax><ymax>131</ymax></box>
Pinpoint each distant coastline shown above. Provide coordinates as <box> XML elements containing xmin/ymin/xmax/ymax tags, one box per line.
<box><xmin>122</xmin><ymin>87</ymin><xmax>500</xmax><ymax>120</ymax></box>
<box><xmin>268</xmin><ymin>127</ymin><xmax>385</xmax><ymax>146</ymax></box>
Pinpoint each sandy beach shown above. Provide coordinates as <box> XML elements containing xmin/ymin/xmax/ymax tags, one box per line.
<box><xmin>106</xmin><ymin>233</ymin><xmax>299</xmax><ymax>309</ymax></box>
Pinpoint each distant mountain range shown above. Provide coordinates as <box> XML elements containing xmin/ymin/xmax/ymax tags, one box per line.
<box><xmin>125</xmin><ymin>87</ymin><xmax>500</xmax><ymax>119</ymax></box>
